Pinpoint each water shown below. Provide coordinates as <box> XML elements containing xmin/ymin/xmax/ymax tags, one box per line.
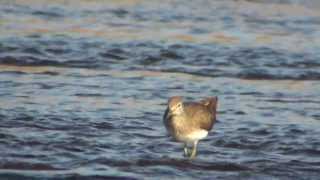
<box><xmin>0</xmin><ymin>0</ymin><xmax>320</xmax><ymax>179</ymax></box>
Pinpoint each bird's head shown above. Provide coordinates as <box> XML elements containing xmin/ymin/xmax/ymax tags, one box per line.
<box><xmin>168</xmin><ymin>96</ymin><xmax>184</xmax><ymax>116</ymax></box>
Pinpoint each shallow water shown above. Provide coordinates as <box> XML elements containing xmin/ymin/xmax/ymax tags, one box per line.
<box><xmin>0</xmin><ymin>0</ymin><xmax>320</xmax><ymax>179</ymax></box>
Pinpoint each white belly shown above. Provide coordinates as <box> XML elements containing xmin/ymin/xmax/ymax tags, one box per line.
<box><xmin>175</xmin><ymin>129</ymin><xmax>208</xmax><ymax>144</ymax></box>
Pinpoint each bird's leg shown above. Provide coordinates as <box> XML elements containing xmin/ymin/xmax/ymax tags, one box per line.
<box><xmin>183</xmin><ymin>143</ymin><xmax>189</xmax><ymax>157</ymax></box>
<box><xmin>189</xmin><ymin>141</ymin><xmax>198</xmax><ymax>159</ymax></box>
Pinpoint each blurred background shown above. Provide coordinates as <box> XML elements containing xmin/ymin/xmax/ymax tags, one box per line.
<box><xmin>0</xmin><ymin>0</ymin><xmax>319</xmax><ymax>179</ymax></box>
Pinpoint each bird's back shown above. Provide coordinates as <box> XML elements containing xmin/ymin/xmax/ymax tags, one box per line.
<box><xmin>183</xmin><ymin>102</ymin><xmax>215</xmax><ymax>131</ymax></box>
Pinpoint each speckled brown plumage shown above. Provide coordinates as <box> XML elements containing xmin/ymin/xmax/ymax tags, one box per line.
<box><xmin>163</xmin><ymin>96</ymin><xmax>218</xmax><ymax>159</ymax></box>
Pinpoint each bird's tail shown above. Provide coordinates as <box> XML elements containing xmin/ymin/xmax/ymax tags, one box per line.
<box><xmin>201</xmin><ymin>96</ymin><xmax>218</xmax><ymax>114</ymax></box>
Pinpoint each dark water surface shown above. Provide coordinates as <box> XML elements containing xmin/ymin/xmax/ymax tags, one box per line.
<box><xmin>0</xmin><ymin>0</ymin><xmax>320</xmax><ymax>179</ymax></box>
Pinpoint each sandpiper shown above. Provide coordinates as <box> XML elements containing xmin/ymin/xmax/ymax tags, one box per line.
<box><xmin>163</xmin><ymin>96</ymin><xmax>218</xmax><ymax>159</ymax></box>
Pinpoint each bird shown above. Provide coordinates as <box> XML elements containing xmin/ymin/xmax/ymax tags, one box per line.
<box><xmin>163</xmin><ymin>96</ymin><xmax>218</xmax><ymax>159</ymax></box>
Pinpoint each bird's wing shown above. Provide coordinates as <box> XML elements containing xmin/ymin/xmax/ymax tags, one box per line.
<box><xmin>184</xmin><ymin>103</ymin><xmax>214</xmax><ymax>131</ymax></box>
<box><xmin>200</xmin><ymin>97</ymin><xmax>218</xmax><ymax>114</ymax></box>
<box><xmin>163</xmin><ymin>107</ymin><xmax>172</xmax><ymax>132</ymax></box>
<box><xmin>163</xmin><ymin>107</ymin><xmax>169</xmax><ymax>121</ymax></box>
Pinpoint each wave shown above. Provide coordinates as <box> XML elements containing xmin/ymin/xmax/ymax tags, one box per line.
<box><xmin>1</xmin><ymin>37</ymin><xmax>319</xmax><ymax>80</ymax></box>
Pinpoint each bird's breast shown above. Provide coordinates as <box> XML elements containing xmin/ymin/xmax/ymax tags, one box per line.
<box><xmin>166</xmin><ymin>115</ymin><xmax>190</xmax><ymax>136</ymax></box>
